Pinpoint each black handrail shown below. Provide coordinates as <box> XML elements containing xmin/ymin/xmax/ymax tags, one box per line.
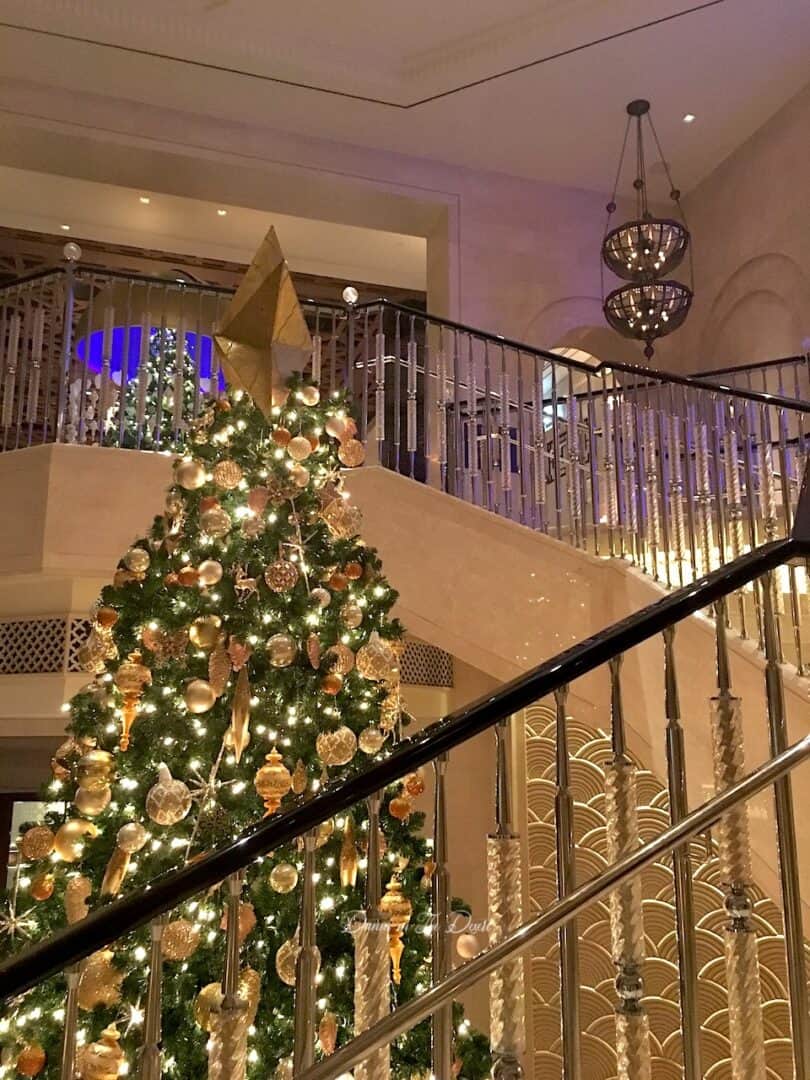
<box><xmin>356</xmin><ymin>298</ymin><xmax>810</xmax><ymax>414</ymax></box>
<box><xmin>2</xmin><ymin>505</ymin><xmax>807</xmax><ymax>1000</ymax></box>
<box><xmin>697</xmin><ymin>354</ymin><xmax>807</xmax><ymax>378</ymax></box>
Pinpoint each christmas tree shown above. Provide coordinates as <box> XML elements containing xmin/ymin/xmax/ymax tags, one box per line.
<box><xmin>0</xmin><ymin>385</ymin><xmax>491</xmax><ymax>1074</ymax></box>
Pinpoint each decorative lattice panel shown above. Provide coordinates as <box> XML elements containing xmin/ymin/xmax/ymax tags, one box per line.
<box><xmin>523</xmin><ymin>702</ymin><xmax>804</xmax><ymax>1080</ymax></box>
<box><xmin>0</xmin><ymin>618</ymin><xmax>67</xmax><ymax>674</ymax></box>
<box><xmin>400</xmin><ymin>640</ymin><xmax>454</xmax><ymax>687</ymax></box>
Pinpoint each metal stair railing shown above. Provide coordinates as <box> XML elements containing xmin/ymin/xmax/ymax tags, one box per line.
<box><xmin>2</xmin><ymin>472</ymin><xmax>810</xmax><ymax>1079</ymax></box>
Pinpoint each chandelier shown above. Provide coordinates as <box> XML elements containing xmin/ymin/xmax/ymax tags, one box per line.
<box><xmin>601</xmin><ymin>100</ymin><xmax>693</xmax><ymax>358</ymax></box>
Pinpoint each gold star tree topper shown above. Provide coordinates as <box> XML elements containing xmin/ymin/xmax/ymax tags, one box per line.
<box><xmin>214</xmin><ymin>227</ymin><xmax>311</xmax><ymax>416</ymax></box>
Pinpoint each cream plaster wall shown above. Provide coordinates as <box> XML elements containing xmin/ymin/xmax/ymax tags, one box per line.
<box><xmin>666</xmin><ymin>80</ymin><xmax>810</xmax><ymax>374</ymax></box>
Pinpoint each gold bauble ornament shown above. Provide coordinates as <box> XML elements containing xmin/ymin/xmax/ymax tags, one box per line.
<box><xmin>65</xmin><ymin>875</ymin><xmax>92</xmax><ymax>924</ymax></box>
<box><xmin>79</xmin><ymin>1025</ymin><xmax>124</xmax><ymax>1080</ymax></box>
<box><xmin>15</xmin><ymin>1045</ymin><xmax>46</xmax><ymax>1077</ymax></box>
<box><xmin>212</xmin><ymin>459</ymin><xmax>243</xmax><ymax>490</ymax></box>
<box><xmin>189</xmin><ymin>614</ymin><xmax>222</xmax><ymax>651</ymax></box>
<box><xmin>311</xmin><ymin>587</ymin><xmax>331</xmax><ymax>608</ymax></box>
<box><xmin>403</xmin><ymin>770</ymin><xmax>426</xmax><ymax>798</ymax></box>
<box><xmin>358</xmin><ymin>726</ymin><xmax>385</xmax><ymax>755</ymax></box>
<box><xmin>315</xmin><ymin>818</ymin><xmax>334</xmax><ymax>848</ymax></box>
<box><xmin>198</xmin><ymin>559</ymin><xmax>224</xmax><ymax>586</ymax></box>
<box><xmin>176</xmin><ymin>458</ymin><xmax>206</xmax><ymax>490</ymax></box>
<box><xmin>344</xmin><ymin>561</ymin><xmax>363</xmax><ymax>580</ymax></box>
<box><xmin>117</xmin><ymin>822</ymin><xmax>149</xmax><ymax>853</ymax></box>
<box><xmin>300</xmin><ymin>385</ymin><xmax>320</xmax><ymax>406</ymax></box>
<box><xmin>146</xmin><ymin>765</ymin><xmax>192</xmax><ymax>826</ymax></box>
<box><xmin>340</xmin><ymin>601</ymin><xmax>363</xmax><ymax>629</ymax></box>
<box><xmin>194</xmin><ymin>983</ymin><xmax>223</xmax><ymax>1031</ymax></box>
<box><xmin>266</xmin><ymin>633</ymin><xmax>297</xmax><ymax>668</ymax></box>
<box><xmin>287</xmin><ymin>435</ymin><xmax>313</xmax><ymax>462</ymax></box>
<box><xmin>290</xmin><ymin>463</ymin><xmax>310</xmax><ymax>488</ymax></box>
<box><xmin>320</xmin><ymin>672</ymin><xmax>343</xmax><ymax>696</ymax></box>
<box><xmin>184</xmin><ymin>678</ymin><xmax>217</xmax><ymax>714</ymax></box>
<box><xmin>306</xmin><ymin>633</ymin><xmax>322</xmax><ymax>668</ymax></box>
<box><xmin>275</xmin><ymin>935</ymin><xmax>301</xmax><ymax>987</ymax></box>
<box><xmin>162</xmin><ymin>918</ymin><xmax>201</xmax><ymax>961</ymax></box>
<box><xmin>321</xmin><ymin>499</ymin><xmax>362</xmax><ymax>540</ymax></box>
<box><xmin>356</xmin><ymin>632</ymin><xmax>397</xmax><ymax>682</ymax></box>
<box><xmin>265</xmin><ymin>557</ymin><xmax>299</xmax><ymax>593</ymax></box>
<box><xmin>269</xmin><ymin>862</ymin><xmax>299</xmax><ymax>894</ymax></box>
<box><xmin>325</xmin><ymin>643</ymin><xmax>355</xmax><ymax>675</ymax></box>
<box><xmin>96</xmin><ymin>606</ymin><xmax>119</xmax><ymax>629</ymax></box>
<box><xmin>316</xmin><ymin>726</ymin><xmax>357</xmax><ymax>767</ymax></box>
<box><xmin>177</xmin><ymin>565</ymin><xmax>200</xmax><ymax>587</ymax></box>
<box><xmin>324</xmin><ymin>415</ymin><xmax>347</xmax><ymax>440</ymax></box>
<box><xmin>388</xmin><ymin>795</ymin><xmax>412</xmax><ymax>821</ymax></box>
<box><xmin>255</xmin><ymin>748</ymin><xmax>292</xmax><ymax>815</ymax></box>
<box><xmin>318</xmin><ymin>1011</ymin><xmax>338</xmax><ymax>1055</ymax></box>
<box><xmin>77</xmin><ymin>951</ymin><xmax>123</xmax><ymax>1010</ymax></box>
<box><xmin>18</xmin><ymin>825</ymin><xmax>55</xmax><ymax>862</ymax></box>
<box><xmin>123</xmin><ymin>546</ymin><xmax>150</xmax><ymax>574</ymax></box>
<box><xmin>200</xmin><ymin>504</ymin><xmax>231</xmax><ymax>539</ymax></box>
<box><xmin>74</xmin><ymin>786</ymin><xmax>111</xmax><ymax>817</ymax></box>
<box><xmin>272</xmin><ymin>427</ymin><xmax>292</xmax><ymax>447</ymax></box>
<box><xmin>30</xmin><ymin>871</ymin><xmax>55</xmax><ymax>901</ymax></box>
<box><xmin>338</xmin><ymin>439</ymin><xmax>366</xmax><ymax>467</ymax></box>
<box><xmin>55</xmin><ymin>819</ymin><xmax>98</xmax><ymax>862</ymax></box>
<box><xmin>456</xmin><ymin>932</ymin><xmax>481</xmax><ymax>960</ymax></box>
<box><xmin>247</xmin><ymin>486</ymin><xmax>270</xmax><ymax>514</ymax></box>
<box><xmin>328</xmin><ymin>571</ymin><xmax>348</xmax><ymax>592</ymax></box>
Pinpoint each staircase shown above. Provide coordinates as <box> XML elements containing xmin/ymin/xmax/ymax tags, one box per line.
<box><xmin>1</xmin><ymin>262</ymin><xmax>810</xmax><ymax>1079</ymax></box>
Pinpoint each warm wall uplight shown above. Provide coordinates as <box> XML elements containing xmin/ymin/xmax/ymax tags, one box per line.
<box><xmin>139</xmin><ymin>195</ymin><xmax>151</xmax><ymax>204</ymax></box>
<box><xmin>683</xmin><ymin>113</ymin><xmax>696</xmax><ymax>124</ymax></box>
<box><xmin>217</xmin><ymin>208</ymin><xmax>228</xmax><ymax>217</ymax></box>
<box><xmin>60</xmin><ymin>224</ymin><xmax>70</xmax><ymax>231</ymax></box>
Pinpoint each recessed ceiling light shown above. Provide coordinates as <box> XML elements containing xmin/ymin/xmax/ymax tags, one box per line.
<box><xmin>217</xmin><ymin>208</ymin><xmax>228</xmax><ymax>217</ymax></box>
<box><xmin>683</xmin><ymin>113</ymin><xmax>696</xmax><ymax>124</ymax></box>
<box><xmin>139</xmin><ymin>195</ymin><xmax>151</xmax><ymax>204</ymax></box>
<box><xmin>60</xmin><ymin>224</ymin><xmax>71</xmax><ymax>231</ymax></box>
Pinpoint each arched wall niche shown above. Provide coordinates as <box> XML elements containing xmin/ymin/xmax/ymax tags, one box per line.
<box><xmin>523</xmin><ymin>295</ymin><xmax>645</xmax><ymax>368</ymax></box>
<box><xmin>697</xmin><ymin>253</ymin><xmax>810</xmax><ymax>368</ymax></box>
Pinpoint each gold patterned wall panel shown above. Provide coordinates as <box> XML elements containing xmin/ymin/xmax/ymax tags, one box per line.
<box><xmin>522</xmin><ymin>703</ymin><xmax>806</xmax><ymax>1080</ymax></box>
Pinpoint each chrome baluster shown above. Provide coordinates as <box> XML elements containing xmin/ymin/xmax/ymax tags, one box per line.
<box><xmin>393</xmin><ymin>311</ymin><xmax>402</xmax><ymax>474</ymax></box>
<box><xmin>550</xmin><ymin>360</ymin><xmax>564</xmax><ymax>539</ymax></box>
<box><xmin>55</xmin><ymin>254</ymin><xmax>77</xmax><ymax>443</ymax></box>
<box><xmin>329</xmin><ymin>308</ymin><xmax>337</xmax><ymax>393</ymax></box>
<box><xmin>59</xmin><ymin>964</ymin><xmax>80</xmax><ymax>1080</ymax></box>
<box><xmin>621</xmin><ymin>395</ymin><xmax>639</xmax><ymax>565</ymax></box>
<box><xmin>654</xmin><ymin>402</ymin><xmax>673</xmax><ymax>588</ymax></box>
<box><xmin>482</xmin><ymin>341</ymin><xmax>495</xmax><ymax>513</ymax></box>
<box><xmin>662</xmin><ymin>626</ymin><xmax>701</xmax><ymax>1080</ymax></box>
<box><xmin>642</xmin><ymin>407</ymin><xmax>661</xmax><ymax>580</ymax></box>
<box><xmin>437</xmin><ymin>332</ymin><xmax>449</xmax><ymax>492</ymax></box>
<box><xmin>353</xmin><ymin>792</ymin><xmax>390</xmax><ymax>1080</ymax></box>
<box><xmin>432</xmin><ymin>753</ymin><xmax>454</xmax><ymax>1079</ymax></box>
<box><xmin>406</xmin><ymin>320</ymin><xmax>418</xmax><ymax>479</ymax></box>
<box><xmin>12</xmin><ymin>294</ymin><xmax>31</xmax><ymax>450</ymax></box>
<box><xmin>293</xmin><ymin>829</ymin><xmax>320</xmax><ymax>1074</ymax></box>
<box><xmin>467</xmin><ymin>336</ymin><xmax>480</xmax><ymax>505</ymax></box>
<box><xmin>517</xmin><ymin>352</ymin><xmax>529</xmax><ymax>526</ymax></box>
<box><xmin>667</xmin><ymin>393</ymin><xmax>686</xmax><ymax>587</ymax></box>
<box><xmin>488</xmin><ymin>717</ymin><xmax>526</xmax><ymax>1079</ymax></box>
<box><xmin>680</xmin><ymin>390</ymin><xmax>700</xmax><ymax>584</ymax></box>
<box><xmin>210</xmin><ymin>872</ymin><xmax>249</xmax><ymax>1080</ymax></box>
<box><xmin>153</xmin><ymin>290</ymin><xmax>169</xmax><ymax>450</ymax></box>
<box><xmin>605</xmin><ymin>656</ymin><xmax>651</xmax><ymax>1080</ymax></box>
<box><xmin>553</xmin><ymin>685</ymin><xmax>581</xmax><ymax>1080</ymax></box>
<box><xmin>95</xmin><ymin>304</ymin><xmax>113</xmax><ymax>445</ymax></box>
<box><xmin>567</xmin><ymin>393</ymin><xmax>583</xmax><ymax>547</ymax></box>
<box><xmin>192</xmin><ymin>290</ymin><xmax>203</xmax><ymax>419</ymax></box>
<box><xmin>710</xmin><ymin>597</ymin><xmax>766</xmax><ymax>1080</ymax></box>
<box><xmin>135</xmin><ymin>298</ymin><xmax>151</xmax><ymax>450</ymax></box>
<box><xmin>311</xmin><ymin>327</ymin><xmax>322</xmax><ymax>386</ymax></box>
<box><xmin>761</xmin><ymin>575</ymin><xmax>810</xmax><ymax>1077</ymax></box>
<box><xmin>375</xmin><ymin>324</ymin><xmax>386</xmax><ymax>462</ymax></box>
<box><xmin>422</xmin><ymin>320</ymin><xmax>433</xmax><ymax>478</ymax></box>
<box><xmin>361</xmin><ymin>307</ymin><xmax>370</xmax><ymax>443</ymax></box>
<box><xmin>499</xmin><ymin>346</ymin><xmax>512</xmax><ymax>519</ymax></box>
<box><xmin>116</xmin><ymin>281</ymin><xmax>134</xmax><ymax>447</ymax></box>
<box><xmin>452</xmin><ymin>330</ymin><xmax>462</xmax><ymax>498</ymax></box>
<box><xmin>173</xmin><ymin>313</ymin><xmax>187</xmax><ymax>442</ymax></box>
<box><xmin>1</xmin><ymin>310</ymin><xmax>20</xmax><ymax>436</ymax></box>
<box><xmin>531</xmin><ymin>358</ymin><xmax>546</xmax><ymax>533</ymax></box>
<box><xmin>25</xmin><ymin>299</ymin><xmax>45</xmax><ymax>446</ymax></box>
<box><xmin>41</xmin><ymin>281</ymin><xmax>59</xmax><ymax>444</ymax></box>
<box><xmin>693</xmin><ymin>407</ymin><xmax>714</xmax><ymax>575</ymax></box>
<box><xmin>740</xmin><ymin>400</ymin><xmax>765</xmax><ymax>647</ymax></box>
<box><xmin>722</xmin><ymin>402</ymin><xmax>748</xmax><ymax>636</ymax></box>
<box><xmin>74</xmin><ymin>272</ymin><xmax>93</xmax><ymax>446</ymax></box>
<box><xmin>774</xmin><ymin>397</ymin><xmax>806</xmax><ymax>674</ymax></box>
<box><xmin>141</xmin><ymin>915</ymin><xmax>168</xmax><ymax>1080</ymax></box>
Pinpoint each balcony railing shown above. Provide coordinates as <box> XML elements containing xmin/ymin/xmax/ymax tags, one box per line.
<box><xmin>2</xmin><ymin>261</ymin><xmax>810</xmax><ymax>669</ymax></box>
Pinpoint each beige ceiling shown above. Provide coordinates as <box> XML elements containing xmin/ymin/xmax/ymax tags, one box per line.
<box><xmin>0</xmin><ymin>0</ymin><xmax>809</xmax><ymax>191</ymax></box>
<box><xmin>0</xmin><ymin>166</ymin><xmax>427</xmax><ymax>289</ymax></box>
